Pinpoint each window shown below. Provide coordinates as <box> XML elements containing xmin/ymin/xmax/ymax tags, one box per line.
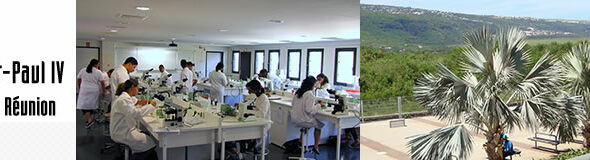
<box><xmin>205</xmin><ymin>51</ymin><xmax>223</xmax><ymax>77</ymax></box>
<box><xmin>255</xmin><ymin>50</ymin><xmax>265</xmax><ymax>74</ymax></box>
<box><xmin>306</xmin><ymin>49</ymin><xmax>324</xmax><ymax>77</ymax></box>
<box><xmin>334</xmin><ymin>48</ymin><xmax>357</xmax><ymax>86</ymax></box>
<box><xmin>268</xmin><ymin>50</ymin><xmax>280</xmax><ymax>75</ymax></box>
<box><xmin>287</xmin><ymin>49</ymin><xmax>301</xmax><ymax>80</ymax></box>
<box><xmin>232</xmin><ymin>51</ymin><xmax>240</xmax><ymax>73</ymax></box>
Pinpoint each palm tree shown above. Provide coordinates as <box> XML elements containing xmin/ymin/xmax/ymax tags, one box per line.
<box><xmin>561</xmin><ymin>41</ymin><xmax>590</xmax><ymax>147</ymax></box>
<box><xmin>408</xmin><ymin>27</ymin><xmax>585</xmax><ymax>160</ymax></box>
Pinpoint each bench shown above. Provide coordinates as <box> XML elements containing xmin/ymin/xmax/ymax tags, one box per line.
<box><xmin>389</xmin><ymin>119</ymin><xmax>406</xmax><ymax>128</ymax></box>
<box><xmin>527</xmin><ymin>132</ymin><xmax>561</xmax><ymax>153</ymax></box>
<box><xmin>505</xmin><ymin>148</ymin><xmax>522</xmax><ymax>160</ymax></box>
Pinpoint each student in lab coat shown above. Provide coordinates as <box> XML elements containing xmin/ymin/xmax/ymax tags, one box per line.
<box><xmin>77</xmin><ymin>59</ymin><xmax>107</xmax><ymax>128</ymax></box>
<box><xmin>209</xmin><ymin>62</ymin><xmax>228</xmax><ymax>104</ymax></box>
<box><xmin>102</xmin><ymin>69</ymin><xmax>114</xmax><ymax>114</ymax></box>
<box><xmin>180</xmin><ymin>61</ymin><xmax>194</xmax><ymax>93</ymax></box>
<box><xmin>188</xmin><ymin>62</ymin><xmax>198</xmax><ymax>87</ymax></box>
<box><xmin>253</xmin><ymin>69</ymin><xmax>273</xmax><ymax>91</ymax></box>
<box><xmin>158</xmin><ymin>64</ymin><xmax>171</xmax><ymax>86</ymax></box>
<box><xmin>268</xmin><ymin>71</ymin><xmax>282</xmax><ymax>91</ymax></box>
<box><xmin>110</xmin><ymin>79</ymin><xmax>158</xmax><ymax>160</ymax></box>
<box><xmin>290</xmin><ymin>76</ymin><xmax>323</xmax><ymax>154</ymax></box>
<box><xmin>314</xmin><ymin>73</ymin><xmax>332</xmax><ymax>98</ymax></box>
<box><xmin>244</xmin><ymin>80</ymin><xmax>271</xmax><ymax>154</ymax></box>
<box><xmin>110</xmin><ymin>57</ymin><xmax>138</xmax><ymax>100</ymax></box>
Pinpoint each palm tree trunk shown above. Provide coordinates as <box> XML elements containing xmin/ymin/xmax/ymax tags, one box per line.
<box><xmin>484</xmin><ymin>125</ymin><xmax>504</xmax><ymax>160</ymax></box>
<box><xmin>583</xmin><ymin>120</ymin><xmax>590</xmax><ymax>147</ymax></box>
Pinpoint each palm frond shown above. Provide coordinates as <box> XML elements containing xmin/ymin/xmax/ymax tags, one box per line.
<box><xmin>407</xmin><ymin>124</ymin><xmax>473</xmax><ymax>160</ymax></box>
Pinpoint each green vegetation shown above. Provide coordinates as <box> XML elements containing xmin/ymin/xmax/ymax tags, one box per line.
<box><xmin>361</xmin><ymin>40</ymin><xmax>587</xmax><ymax>118</ymax></box>
<box><xmin>546</xmin><ymin>148</ymin><xmax>590</xmax><ymax>160</ymax></box>
<box><xmin>361</xmin><ymin>41</ymin><xmax>583</xmax><ymax>101</ymax></box>
<box><xmin>361</xmin><ymin>4</ymin><xmax>590</xmax><ymax>53</ymax></box>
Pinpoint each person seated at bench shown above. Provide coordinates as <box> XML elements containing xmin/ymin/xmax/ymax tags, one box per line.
<box><xmin>503</xmin><ymin>134</ymin><xmax>515</xmax><ymax>157</ymax></box>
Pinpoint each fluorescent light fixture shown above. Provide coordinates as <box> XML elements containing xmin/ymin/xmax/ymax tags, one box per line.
<box><xmin>219</xmin><ymin>29</ymin><xmax>228</xmax><ymax>32</ymax></box>
<box><xmin>110</xmin><ymin>29</ymin><xmax>118</xmax><ymax>32</ymax></box>
<box><xmin>136</xmin><ymin>6</ymin><xmax>150</xmax><ymax>11</ymax></box>
<box><xmin>268</xmin><ymin>19</ymin><xmax>284</xmax><ymax>24</ymax></box>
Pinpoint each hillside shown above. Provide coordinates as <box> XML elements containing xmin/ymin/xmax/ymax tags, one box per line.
<box><xmin>361</xmin><ymin>4</ymin><xmax>590</xmax><ymax>52</ymax></box>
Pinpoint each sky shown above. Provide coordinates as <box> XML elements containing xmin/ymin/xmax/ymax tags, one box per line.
<box><xmin>361</xmin><ymin>0</ymin><xmax>590</xmax><ymax>20</ymax></box>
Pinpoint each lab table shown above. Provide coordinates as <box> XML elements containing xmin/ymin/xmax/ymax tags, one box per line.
<box><xmin>139</xmin><ymin>97</ymin><xmax>271</xmax><ymax>160</ymax></box>
<box><xmin>218</xmin><ymin>116</ymin><xmax>271</xmax><ymax>160</ymax></box>
<box><xmin>269</xmin><ymin>95</ymin><xmax>360</xmax><ymax>160</ymax></box>
<box><xmin>140</xmin><ymin>115</ymin><xmax>219</xmax><ymax>160</ymax></box>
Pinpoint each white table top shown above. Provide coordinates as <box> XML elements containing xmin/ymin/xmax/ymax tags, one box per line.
<box><xmin>268</xmin><ymin>95</ymin><xmax>359</xmax><ymax>119</ymax></box>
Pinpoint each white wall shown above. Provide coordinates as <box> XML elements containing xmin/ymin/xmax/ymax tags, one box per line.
<box><xmin>227</xmin><ymin>39</ymin><xmax>360</xmax><ymax>87</ymax></box>
<box><xmin>75</xmin><ymin>39</ymin><xmax>360</xmax><ymax>87</ymax></box>
<box><xmin>76</xmin><ymin>40</ymin><xmax>230</xmax><ymax>82</ymax></box>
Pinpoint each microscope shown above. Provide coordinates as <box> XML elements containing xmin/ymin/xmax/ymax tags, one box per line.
<box><xmin>142</xmin><ymin>68</ymin><xmax>154</xmax><ymax>81</ymax></box>
<box><xmin>159</xmin><ymin>73</ymin><xmax>173</xmax><ymax>87</ymax></box>
<box><xmin>238</xmin><ymin>94</ymin><xmax>257</xmax><ymax>121</ymax></box>
<box><xmin>172</xmin><ymin>78</ymin><xmax>188</xmax><ymax>94</ymax></box>
<box><xmin>320</xmin><ymin>89</ymin><xmax>346</xmax><ymax>114</ymax></box>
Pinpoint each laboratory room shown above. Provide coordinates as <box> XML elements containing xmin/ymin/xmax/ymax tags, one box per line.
<box><xmin>75</xmin><ymin>0</ymin><xmax>360</xmax><ymax>160</ymax></box>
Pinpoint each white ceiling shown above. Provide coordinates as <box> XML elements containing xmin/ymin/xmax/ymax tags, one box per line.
<box><xmin>77</xmin><ymin>0</ymin><xmax>360</xmax><ymax>46</ymax></box>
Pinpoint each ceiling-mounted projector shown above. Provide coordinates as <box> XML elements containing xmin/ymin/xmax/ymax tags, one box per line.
<box><xmin>169</xmin><ymin>40</ymin><xmax>178</xmax><ymax>47</ymax></box>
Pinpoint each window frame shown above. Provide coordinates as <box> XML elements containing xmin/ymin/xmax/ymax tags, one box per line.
<box><xmin>306</xmin><ymin>48</ymin><xmax>324</xmax><ymax>78</ymax></box>
<box><xmin>334</xmin><ymin>48</ymin><xmax>357</xmax><ymax>86</ymax></box>
<box><xmin>255</xmin><ymin>50</ymin><xmax>265</xmax><ymax>74</ymax></box>
<box><xmin>267</xmin><ymin>49</ymin><xmax>280</xmax><ymax>75</ymax></box>
<box><xmin>287</xmin><ymin>49</ymin><xmax>302</xmax><ymax>81</ymax></box>
<box><xmin>231</xmin><ymin>50</ymin><xmax>240</xmax><ymax>73</ymax></box>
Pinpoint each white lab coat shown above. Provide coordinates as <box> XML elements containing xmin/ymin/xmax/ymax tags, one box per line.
<box><xmin>110</xmin><ymin>65</ymin><xmax>130</xmax><ymax>99</ymax></box>
<box><xmin>269</xmin><ymin>74</ymin><xmax>282</xmax><ymax>91</ymax></box>
<box><xmin>290</xmin><ymin>91</ymin><xmax>324</xmax><ymax>129</ymax></box>
<box><xmin>209</xmin><ymin>71</ymin><xmax>228</xmax><ymax>103</ymax></box>
<box><xmin>315</xmin><ymin>82</ymin><xmax>332</xmax><ymax>98</ymax></box>
<box><xmin>180</xmin><ymin>67</ymin><xmax>193</xmax><ymax>93</ymax></box>
<box><xmin>101</xmin><ymin>72</ymin><xmax>112</xmax><ymax>105</ymax></box>
<box><xmin>77</xmin><ymin>68</ymin><xmax>106</xmax><ymax>110</ymax></box>
<box><xmin>110</xmin><ymin>92</ymin><xmax>156</xmax><ymax>153</ymax></box>
<box><xmin>253</xmin><ymin>94</ymin><xmax>271</xmax><ymax>129</ymax></box>
<box><xmin>159</xmin><ymin>70</ymin><xmax>171</xmax><ymax>86</ymax></box>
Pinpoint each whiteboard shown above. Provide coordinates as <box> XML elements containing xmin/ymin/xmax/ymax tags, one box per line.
<box><xmin>76</xmin><ymin>47</ymin><xmax>100</xmax><ymax>93</ymax></box>
<box><xmin>116</xmin><ymin>47</ymin><xmax>180</xmax><ymax>71</ymax></box>
<box><xmin>76</xmin><ymin>47</ymin><xmax>100</xmax><ymax>74</ymax></box>
<box><xmin>136</xmin><ymin>47</ymin><xmax>177</xmax><ymax>70</ymax></box>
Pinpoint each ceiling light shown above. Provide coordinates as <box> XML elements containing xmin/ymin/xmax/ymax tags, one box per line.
<box><xmin>110</xmin><ymin>29</ymin><xmax>118</xmax><ymax>32</ymax></box>
<box><xmin>219</xmin><ymin>29</ymin><xmax>228</xmax><ymax>32</ymax></box>
<box><xmin>135</xmin><ymin>6</ymin><xmax>150</xmax><ymax>11</ymax></box>
<box><xmin>268</xmin><ymin>19</ymin><xmax>284</xmax><ymax>24</ymax></box>
<box><xmin>100</xmin><ymin>37</ymin><xmax>105</xmax><ymax>40</ymax></box>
